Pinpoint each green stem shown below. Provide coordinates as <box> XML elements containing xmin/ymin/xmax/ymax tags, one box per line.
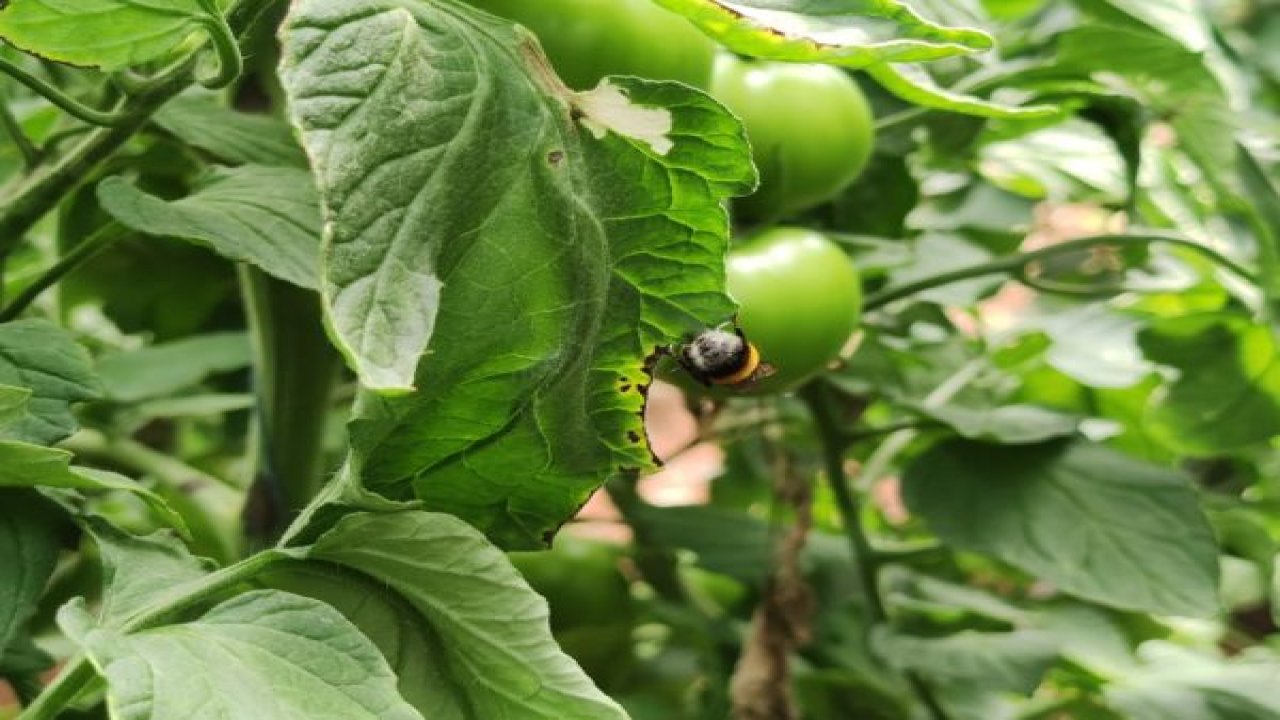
<box><xmin>863</xmin><ymin>232</ymin><xmax>1260</xmax><ymax>312</ymax></box>
<box><xmin>13</xmin><ymin>659</ymin><xmax>96</xmax><ymax>720</ymax></box>
<box><xmin>852</xmin><ymin>359</ymin><xmax>983</xmax><ymax>493</ymax></box>
<box><xmin>0</xmin><ymin>95</ymin><xmax>39</xmax><ymax>168</ymax></box>
<box><xmin>238</xmin><ymin>268</ymin><xmax>341</xmax><ymax>546</ymax></box>
<box><xmin>800</xmin><ymin>385</ymin><xmax>884</xmax><ymax>622</ymax></box>
<box><xmin>0</xmin><ymin>55</ymin><xmax>126</xmax><ymax>127</ymax></box>
<box><xmin>195</xmin><ymin>3</ymin><xmax>245</xmax><ymax>89</ymax></box>
<box><xmin>61</xmin><ymin>428</ymin><xmax>244</xmax><ymax>564</ymax></box>
<box><xmin>841</xmin><ymin>419</ymin><xmax>939</xmax><ymax>445</ymax></box>
<box><xmin>0</xmin><ymin>0</ymin><xmax>273</xmax><ymax>259</ymax></box>
<box><xmin>0</xmin><ymin>223</ymin><xmax>127</xmax><ymax>322</ymax></box>
<box><xmin>606</xmin><ymin>473</ymin><xmax>734</xmax><ymax>719</ymax></box>
<box><xmin>61</xmin><ymin>429</ymin><xmax>239</xmax><ymax>491</ymax></box>
<box><xmin>800</xmin><ymin>384</ymin><xmax>950</xmax><ymax>720</ymax></box>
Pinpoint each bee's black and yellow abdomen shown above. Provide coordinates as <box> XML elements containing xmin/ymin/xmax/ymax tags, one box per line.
<box><xmin>710</xmin><ymin>342</ymin><xmax>760</xmax><ymax>385</ymax></box>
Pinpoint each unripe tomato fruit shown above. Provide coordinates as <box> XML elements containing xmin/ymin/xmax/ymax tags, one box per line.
<box><xmin>509</xmin><ymin>536</ymin><xmax>635</xmax><ymax>685</ymax></box>
<box><xmin>710</xmin><ymin>55</ymin><xmax>876</xmax><ymax>221</ymax></box>
<box><xmin>726</xmin><ymin>227</ymin><xmax>862</xmax><ymax>393</ymax></box>
<box><xmin>465</xmin><ymin>0</ymin><xmax>717</xmax><ymax>90</ymax></box>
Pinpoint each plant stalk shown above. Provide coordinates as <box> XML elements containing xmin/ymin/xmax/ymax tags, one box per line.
<box><xmin>0</xmin><ymin>223</ymin><xmax>127</xmax><ymax>322</ymax></box>
<box><xmin>799</xmin><ymin>384</ymin><xmax>950</xmax><ymax>720</ymax></box>
<box><xmin>238</xmin><ymin>268</ymin><xmax>341</xmax><ymax>546</ymax></box>
<box><xmin>862</xmin><ymin>232</ymin><xmax>1259</xmax><ymax>312</ymax></box>
<box><xmin>0</xmin><ymin>95</ymin><xmax>39</xmax><ymax>169</ymax></box>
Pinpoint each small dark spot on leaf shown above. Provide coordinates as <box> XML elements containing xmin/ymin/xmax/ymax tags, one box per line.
<box><xmin>636</xmin><ymin>383</ymin><xmax>650</xmax><ymax>396</ymax></box>
<box><xmin>627</xmin><ymin>430</ymin><xmax>641</xmax><ymax>443</ymax></box>
<box><xmin>619</xmin><ymin>383</ymin><xmax>632</xmax><ymax>393</ymax></box>
<box><xmin>547</xmin><ymin>150</ymin><xmax>565</xmax><ymax>166</ymax></box>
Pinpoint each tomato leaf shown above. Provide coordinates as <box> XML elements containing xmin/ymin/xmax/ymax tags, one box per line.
<box><xmin>98</xmin><ymin>167</ymin><xmax>322</xmax><ymax>290</ymax></box>
<box><xmin>864</xmin><ymin>62</ymin><xmax>1060</xmax><ymax>119</ymax></box>
<box><xmin>0</xmin><ymin>0</ymin><xmax>224</xmax><ymax>70</ymax></box>
<box><xmin>651</xmin><ymin>0</ymin><xmax>1058</xmax><ymax>118</ymax></box>
<box><xmin>903</xmin><ymin>438</ymin><xmax>1220</xmax><ymax>617</ymax></box>
<box><xmin>60</xmin><ymin>590</ymin><xmax>425</xmax><ymax>720</ymax></box>
<box><xmin>875</xmin><ymin>628</ymin><xmax>1059</xmax><ymax>714</ymax></box>
<box><xmin>0</xmin><ymin>440</ymin><xmax>188</xmax><ymax>536</ymax></box>
<box><xmin>0</xmin><ymin>320</ymin><xmax>101</xmax><ymax>445</ymax></box>
<box><xmin>280</xmin><ymin>0</ymin><xmax>753</xmax><ymax>547</ymax></box>
<box><xmin>153</xmin><ymin>95</ymin><xmax>308</xmax><ymax>168</ymax></box>
<box><xmin>95</xmin><ymin>332</ymin><xmax>251</xmax><ymax>403</ymax></box>
<box><xmin>653</xmin><ymin>0</ymin><xmax>993</xmax><ymax>65</ymax></box>
<box><xmin>1139</xmin><ymin>315</ymin><xmax>1280</xmax><ymax>455</ymax></box>
<box><xmin>1057</xmin><ymin>24</ymin><xmax>1236</xmax><ymax>190</ymax></box>
<box><xmin>83</xmin><ymin>518</ymin><xmax>214</xmax><ymax>626</ymax></box>
<box><xmin>304</xmin><ymin>511</ymin><xmax>629</xmax><ymax>719</ymax></box>
<box><xmin>919</xmin><ymin>402</ymin><xmax>1082</xmax><ymax>444</ymax></box>
<box><xmin>255</xmin><ymin>562</ymin><xmax>450</xmax><ymax>716</ymax></box>
<box><xmin>0</xmin><ymin>489</ymin><xmax>63</xmax><ymax>660</ymax></box>
<box><xmin>0</xmin><ymin>384</ymin><xmax>32</xmax><ymax>430</ymax></box>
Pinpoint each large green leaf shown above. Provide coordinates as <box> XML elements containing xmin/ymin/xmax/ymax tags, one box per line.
<box><xmin>0</xmin><ymin>489</ymin><xmax>62</xmax><ymax>659</ymax></box>
<box><xmin>1080</xmin><ymin>0</ymin><xmax>1212</xmax><ymax>52</ymax></box>
<box><xmin>0</xmin><ymin>320</ymin><xmax>100</xmax><ymax>445</ymax></box>
<box><xmin>305</xmin><ymin>511</ymin><xmax>628</xmax><ymax>719</ymax></box>
<box><xmin>920</xmin><ymin>402</ymin><xmax>1081</xmax><ymax>444</ymax></box>
<box><xmin>648</xmin><ymin>1</ymin><xmax>1058</xmax><ymax>117</ymax></box>
<box><xmin>0</xmin><ymin>384</ymin><xmax>31</xmax><ymax>430</ymax></box>
<box><xmin>652</xmin><ymin>0</ymin><xmax>992</xmax><ymax>65</ymax></box>
<box><xmin>83</xmin><ymin>518</ymin><xmax>213</xmax><ymax>626</ymax></box>
<box><xmin>96</xmin><ymin>332</ymin><xmax>251</xmax><ymax>403</ymax></box>
<box><xmin>61</xmin><ymin>590</ymin><xmax>424</xmax><ymax>720</ymax></box>
<box><xmin>153</xmin><ymin>95</ymin><xmax>308</xmax><ymax>168</ymax></box>
<box><xmin>1140</xmin><ymin>315</ymin><xmax>1280</xmax><ymax>456</ymax></box>
<box><xmin>1058</xmin><ymin>24</ymin><xmax>1235</xmax><ymax>188</ymax></box>
<box><xmin>978</xmin><ymin>118</ymin><xmax>1128</xmax><ymax>202</ymax></box>
<box><xmin>280</xmin><ymin>0</ymin><xmax>753</xmax><ymax>546</ymax></box>
<box><xmin>875</xmin><ymin>628</ymin><xmax>1059</xmax><ymax>718</ymax></box>
<box><xmin>0</xmin><ymin>440</ymin><xmax>186</xmax><ymax>534</ymax></box>
<box><xmin>99</xmin><ymin>168</ymin><xmax>322</xmax><ymax>290</ymax></box>
<box><xmin>902</xmin><ymin>438</ymin><xmax>1220</xmax><ymax>617</ymax></box>
<box><xmin>864</xmin><ymin>62</ymin><xmax>1061</xmax><ymax>119</ymax></box>
<box><xmin>256</xmin><ymin>562</ymin><xmax>450</xmax><ymax>716</ymax></box>
<box><xmin>0</xmin><ymin>0</ymin><xmax>223</xmax><ymax>70</ymax></box>
<box><xmin>1106</xmin><ymin>642</ymin><xmax>1280</xmax><ymax>720</ymax></box>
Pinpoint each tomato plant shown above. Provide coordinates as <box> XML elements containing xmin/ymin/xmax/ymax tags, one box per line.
<box><xmin>0</xmin><ymin>1</ymin><xmax>1278</xmax><ymax>720</ymax></box>
<box><xmin>710</xmin><ymin>54</ymin><xmax>876</xmax><ymax>221</ymax></box>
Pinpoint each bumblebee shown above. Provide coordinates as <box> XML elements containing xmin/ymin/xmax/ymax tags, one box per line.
<box><xmin>676</xmin><ymin>327</ymin><xmax>775</xmax><ymax>389</ymax></box>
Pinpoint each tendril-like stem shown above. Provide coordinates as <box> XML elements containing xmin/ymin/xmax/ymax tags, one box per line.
<box><xmin>862</xmin><ymin>232</ymin><xmax>1259</xmax><ymax>312</ymax></box>
<box><xmin>194</xmin><ymin>0</ymin><xmax>244</xmax><ymax>89</ymax></box>
<box><xmin>0</xmin><ymin>55</ymin><xmax>126</xmax><ymax>127</ymax></box>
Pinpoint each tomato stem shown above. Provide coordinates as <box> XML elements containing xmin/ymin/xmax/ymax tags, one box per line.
<box><xmin>862</xmin><ymin>232</ymin><xmax>1260</xmax><ymax>312</ymax></box>
<box><xmin>0</xmin><ymin>222</ymin><xmax>128</xmax><ymax>322</ymax></box>
<box><xmin>800</xmin><ymin>382</ymin><xmax>952</xmax><ymax>720</ymax></box>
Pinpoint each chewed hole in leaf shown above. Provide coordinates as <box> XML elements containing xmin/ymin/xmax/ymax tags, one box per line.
<box><xmin>573</xmin><ymin>81</ymin><xmax>675</xmax><ymax>155</ymax></box>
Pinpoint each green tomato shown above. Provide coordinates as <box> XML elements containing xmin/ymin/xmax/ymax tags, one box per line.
<box><xmin>728</xmin><ymin>227</ymin><xmax>862</xmax><ymax>393</ymax></box>
<box><xmin>509</xmin><ymin>535</ymin><xmax>633</xmax><ymax>630</ymax></box>
<box><xmin>710</xmin><ymin>54</ymin><xmax>876</xmax><ymax>221</ymax></box>
<box><xmin>465</xmin><ymin>0</ymin><xmax>717</xmax><ymax>90</ymax></box>
<box><xmin>510</xmin><ymin>536</ymin><xmax>635</xmax><ymax>686</ymax></box>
